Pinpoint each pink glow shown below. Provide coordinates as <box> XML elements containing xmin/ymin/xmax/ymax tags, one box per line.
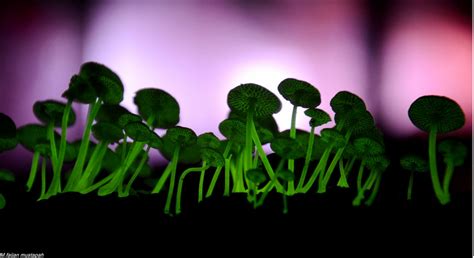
<box><xmin>380</xmin><ymin>9</ymin><xmax>471</xmax><ymax>137</ymax></box>
<box><xmin>84</xmin><ymin>1</ymin><xmax>368</xmax><ymax>140</ymax></box>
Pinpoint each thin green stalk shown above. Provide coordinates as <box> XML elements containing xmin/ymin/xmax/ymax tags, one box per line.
<box><xmin>367</xmin><ymin>170</ymin><xmax>378</xmax><ymax>190</ymax></box>
<box><xmin>56</xmin><ymin>99</ymin><xmax>72</xmax><ymax>182</ymax></box>
<box><xmin>152</xmin><ymin>158</ymin><xmax>175</xmax><ymax>194</ymax></box>
<box><xmin>122</xmin><ymin>146</ymin><xmax>151</xmax><ymax>197</ymax></box>
<box><xmin>80</xmin><ymin>173</ymin><xmax>115</xmax><ymax>194</ymax></box>
<box><xmin>365</xmin><ymin>173</ymin><xmax>382</xmax><ymax>206</ymax></box>
<box><xmin>356</xmin><ymin>160</ymin><xmax>366</xmax><ymax>192</ymax></box>
<box><xmin>337</xmin><ymin>159</ymin><xmax>349</xmax><ymax>188</ymax></box>
<box><xmin>252</xmin><ymin>183</ymin><xmax>258</xmax><ymax>209</ymax></box>
<box><xmin>407</xmin><ymin>171</ymin><xmax>414</xmax><ymax>201</ymax></box>
<box><xmin>428</xmin><ymin>128</ymin><xmax>448</xmax><ymax>204</ymax></box>
<box><xmin>39</xmin><ymin>158</ymin><xmax>47</xmax><ymax>200</ymax></box>
<box><xmin>352</xmin><ymin>170</ymin><xmax>376</xmax><ymax>206</ymax></box>
<box><xmin>338</xmin><ymin>156</ymin><xmax>356</xmax><ymax>187</ymax></box>
<box><xmin>297</xmin><ymin>126</ymin><xmax>315</xmax><ymax>191</ymax></box>
<box><xmin>302</xmin><ymin>147</ymin><xmax>332</xmax><ymax>193</ymax></box>
<box><xmin>205</xmin><ymin>141</ymin><xmax>232</xmax><ymax>198</ymax></box>
<box><xmin>176</xmin><ymin>165</ymin><xmax>207</xmax><ymax>215</ymax></box>
<box><xmin>442</xmin><ymin>160</ymin><xmax>455</xmax><ymax>200</ymax></box>
<box><xmin>259</xmin><ymin>158</ymin><xmax>285</xmax><ymax>194</ymax></box>
<box><xmin>287</xmin><ymin>105</ymin><xmax>298</xmax><ymax>194</ymax></box>
<box><xmin>77</xmin><ymin>142</ymin><xmax>108</xmax><ymax>189</ymax></box>
<box><xmin>164</xmin><ymin>147</ymin><xmax>180</xmax><ymax>215</ymax></box>
<box><xmin>245</xmin><ymin>111</ymin><xmax>253</xmax><ymax>174</ymax></box>
<box><xmin>282</xmin><ymin>188</ymin><xmax>288</xmax><ymax>214</ymax></box>
<box><xmin>84</xmin><ymin>145</ymin><xmax>108</xmax><ymax>187</ymax></box>
<box><xmin>224</xmin><ymin>155</ymin><xmax>232</xmax><ymax>196</ymax></box>
<box><xmin>249</xmin><ymin>117</ymin><xmax>283</xmax><ymax>192</ymax></box>
<box><xmin>198</xmin><ymin>161</ymin><xmax>208</xmax><ymax>202</ymax></box>
<box><xmin>121</xmin><ymin>135</ymin><xmax>128</xmax><ymax>162</ymax></box>
<box><xmin>318</xmin><ymin>147</ymin><xmax>345</xmax><ymax>193</ymax></box>
<box><xmin>26</xmin><ymin>151</ymin><xmax>40</xmax><ymax>192</ymax></box>
<box><xmin>65</xmin><ymin>99</ymin><xmax>101</xmax><ymax>191</ymax></box>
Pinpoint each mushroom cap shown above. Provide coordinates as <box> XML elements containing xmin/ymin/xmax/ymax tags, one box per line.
<box><xmin>159</xmin><ymin>138</ymin><xmax>201</xmax><ymax>164</ymax></box>
<box><xmin>0</xmin><ymin>169</ymin><xmax>15</xmax><ymax>182</ymax></box>
<box><xmin>351</xmin><ymin>126</ymin><xmax>385</xmax><ymax>147</ymax></box>
<box><xmin>124</xmin><ymin>122</ymin><xmax>155</xmax><ymax>143</ymax></box>
<box><xmin>270</xmin><ymin>136</ymin><xmax>306</xmax><ymax>159</ymax></box>
<box><xmin>164</xmin><ymin>126</ymin><xmax>197</xmax><ymax>148</ymax></box>
<box><xmin>197</xmin><ymin>132</ymin><xmax>221</xmax><ymax>150</ymax></box>
<box><xmin>17</xmin><ymin>124</ymin><xmax>49</xmax><ymax>152</ymax></box>
<box><xmin>246</xmin><ymin>168</ymin><xmax>267</xmax><ymax>184</ymax></box>
<box><xmin>335</xmin><ymin>109</ymin><xmax>374</xmax><ymax>134</ymax></box>
<box><xmin>78</xmin><ymin>62</ymin><xmax>124</xmax><ymax>105</ymax></box>
<box><xmin>147</xmin><ymin>131</ymin><xmax>163</xmax><ymax>150</ymax></box>
<box><xmin>228</xmin><ymin>110</ymin><xmax>279</xmax><ymax>135</ymax></box>
<box><xmin>330</xmin><ymin>91</ymin><xmax>366</xmax><ymax>114</ymax></box>
<box><xmin>366</xmin><ymin>155</ymin><xmax>390</xmax><ymax>172</ymax></box>
<box><xmin>0</xmin><ymin>113</ymin><xmax>17</xmax><ymax>153</ymax></box>
<box><xmin>400</xmin><ymin>155</ymin><xmax>428</xmax><ymax>173</ymax></box>
<box><xmin>33</xmin><ymin>100</ymin><xmax>76</xmax><ymax>127</ymax></box>
<box><xmin>219</xmin><ymin>119</ymin><xmax>246</xmax><ymax>144</ymax></box>
<box><xmin>305</xmin><ymin>108</ymin><xmax>331</xmax><ymax>127</ymax></box>
<box><xmin>408</xmin><ymin>95</ymin><xmax>465</xmax><ymax>133</ymax></box>
<box><xmin>276</xmin><ymin>169</ymin><xmax>295</xmax><ymax>182</ymax></box>
<box><xmin>227</xmin><ymin>83</ymin><xmax>282</xmax><ymax>117</ymax></box>
<box><xmin>134</xmin><ymin>88</ymin><xmax>180</xmax><ymax>129</ymax></box>
<box><xmin>95</xmin><ymin>105</ymin><xmax>132</xmax><ymax>126</ymax></box>
<box><xmin>353</xmin><ymin>137</ymin><xmax>385</xmax><ymax>157</ymax></box>
<box><xmin>92</xmin><ymin>122</ymin><xmax>124</xmax><ymax>143</ymax></box>
<box><xmin>277</xmin><ymin>78</ymin><xmax>321</xmax><ymax>108</ymax></box>
<box><xmin>438</xmin><ymin>139</ymin><xmax>467</xmax><ymax>166</ymax></box>
<box><xmin>118</xmin><ymin>113</ymin><xmax>142</xmax><ymax>129</ymax></box>
<box><xmin>62</xmin><ymin>74</ymin><xmax>98</xmax><ymax>104</ymax></box>
<box><xmin>201</xmin><ymin>147</ymin><xmax>225</xmax><ymax>167</ymax></box>
<box><xmin>320</xmin><ymin>128</ymin><xmax>346</xmax><ymax>149</ymax></box>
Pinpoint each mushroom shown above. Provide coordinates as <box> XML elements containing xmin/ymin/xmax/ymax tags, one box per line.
<box><xmin>278</xmin><ymin>78</ymin><xmax>321</xmax><ymax>194</ymax></box>
<box><xmin>400</xmin><ymin>155</ymin><xmax>428</xmax><ymax>200</ymax></box>
<box><xmin>276</xmin><ymin>169</ymin><xmax>295</xmax><ymax>214</ymax></box>
<box><xmin>408</xmin><ymin>95</ymin><xmax>465</xmax><ymax>204</ymax></box>
<box><xmin>246</xmin><ymin>168</ymin><xmax>267</xmax><ymax>209</ymax></box>
<box><xmin>134</xmin><ymin>88</ymin><xmax>180</xmax><ymax>129</ymax></box>
<box><xmin>227</xmin><ymin>83</ymin><xmax>282</xmax><ymax>191</ymax></box>
<box><xmin>438</xmin><ymin>139</ymin><xmax>467</xmax><ymax>200</ymax></box>
<box><xmin>353</xmin><ymin>155</ymin><xmax>390</xmax><ymax>206</ymax></box>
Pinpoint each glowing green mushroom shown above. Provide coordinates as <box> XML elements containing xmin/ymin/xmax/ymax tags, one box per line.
<box><xmin>400</xmin><ymin>155</ymin><xmax>428</xmax><ymax>201</ymax></box>
<box><xmin>134</xmin><ymin>88</ymin><xmax>180</xmax><ymax>129</ymax></box>
<box><xmin>353</xmin><ymin>155</ymin><xmax>390</xmax><ymax>206</ymax></box>
<box><xmin>408</xmin><ymin>95</ymin><xmax>465</xmax><ymax>204</ymax></box>
<box><xmin>438</xmin><ymin>140</ymin><xmax>467</xmax><ymax>200</ymax></box>
<box><xmin>227</xmin><ymin>83</ymin><xmax>282</xmax><ymax>192</ymax></box>
<box><xmin>246</xmin><ymin>168</ymin><xmax>267</xmax><ymax>209</ymax></box>
<box><xmin>330</xmin><ymin>91</ymin><xmax>366</xmax><ymax>115</ymax></box>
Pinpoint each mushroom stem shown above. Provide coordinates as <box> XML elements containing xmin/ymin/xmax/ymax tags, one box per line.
<box><xmin>56</xmin><ymin>98</ymin><xmax>72</xmax><ymax>181</ymax></box>
<box><xmin>287</xmin><ymin>105</ymin><xmax>298</xmax><ymax>194</ymax></box>
<box><xmin>39</xmin><ymin>157</ymin><xmax>47</xmax><ymax>200</ymax></box>
<box><xmin>244</xmin><ymin>111</ymin><xmax>254</xmax><ymax>173</ymax></box>
<box><xmin>176</xmin><ymin>163</ymin><xmax>209</xmax><ymax>215</ymax></box>
<box><xmin>442</xmin><ymin>159</ymin><xmax>455</xmax><ymax>200</ymax></box>
<box><xmin>198</xmin><ymin>161</ymin><xmax>208</xmax><ymax>203</ymax></box>
<box><xmin>297</xmin><ymin>126</ymin><xmax>315</xmax><ymax>191</ymax></box>
<box><xmin>45</xmin><ymin>122</ymin><xmax>60</xmax><ymax>197</ymax></box>
<box><xmin>121</xmin><ymin>135</ymin><xmax>128</xmax><ymax>162</ymax></box>
<box><xmin>365</xmin><ymin>173</ymin><xmax>382</xmax><ymax>206</ymax></box>
<box><xmin>122</xmin><ymin>145</ymin><xmax>152</xmax><ymax>197</ymax></box>
<box><xmin>302</xmin><ymin>146</ymin><xmax>332</xmax><ymax>193</ymax></box>
<box><xmin>428</xmin><ymin>128</ymin><xmax>448</xmax><ymax>204</ymax></box>
<box><xmin>249</xmin><ymin>116</ymin><xmax>284</xmax><ymax>192</ymax></box>
<box><xmin>407</xmin><ymin>171</ymin><xmax>414</xmax><ymax>201</ymax></box>
<box><xmin>77</xmin><ymin>141</ymin><xmax>108</xmax><ymax>190</ymax></box>
<box><xmin>356</xmin><ymin>160</ymin><xmax>366</xmax><ymax>192</ymax></box>
<box><xmin>337</xmin><ymin>159</ymin><xmax>349</xmax><ymax>188</ymax></box>
<box><xmin>318</xmin><ymin>147</ymin><xmax>345</xmax><ymax>193</ymax></box>
<box><xmin>152</xmin><ymin>146</ymin><xmax>181</xmax><ymax>194</ymax></box>
<box><xmin>164</xmin><ymin>147</ymin><xmax>180</xmax><ymax>215</ymax></box>
<box><xmin>26</xmin><ymin>151</ymin><xmax>40</xmax><ymax>192</ymax></box>
<box><xmin>205</xmin><ymin>141</ymin><xmax>232</xmax><ymax>198</ymax></box>
<box><xmin>66</xmin><ymin>98</ymin><xmax>101</xmax><ymax>191</ymax></box>
<box><xmin>224</xmin><ymin>155</ymin><xmax>232</xmax><ymax>196</ymax></box>
<box><xmin>352</xmin><ymin>170</ymin><xmax>375</xmax><ymax>206</ymax></box>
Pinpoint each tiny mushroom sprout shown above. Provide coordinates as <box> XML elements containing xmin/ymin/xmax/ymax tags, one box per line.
<box><xmin>65</xmin><ymin>62</ymin><xmax>124</xmax><ymax>192</ymax></box>
<box><xmin>400</xmin><ymin>155</ymin><xmax>428</xmax><ymax>200</ymax></box>
<box><xmin>276</xmin><ymin>169</ymin><xmax>295</xmax><ymax>214</ymax></box>
<box><xmin>278</xmin><ymin>78</ymin><xmax>321</xmax><ymax>194</ymax></box>
<box><xmin>353</xmin><ymin>137</ymin><xmax>385</xmax><ymax>193</ymax></box>
<box><xmin>246</xmin><ymin>168</ymin><xmax>267</xmax><ymax>208</ymax></box>
<box><xmin>0</xmin><ymin>113</ymin><xmax>18</xmax><ymax>153</ymax></box>
<box><xmin>134</xmin><ymin>88</ymin><xmax>180</xmax><ymax>128</ymax></box>
<box><xmin>353</xmin><ymin>155</ymin><xmax>390</xmax><ymax>206</ymax></box>
<box><xmin>438</xmin><ymin>139</ymin><xmax>467</xmax><ymax>200</ymax></box>
<box><xmin>153</xmin><ymin>126</ymin><xmax>197</xmax><ymax>214</ymax></box>
<box><xmin>227</xmin><ymin>83</ymin><xmax>282</xmax><ymax>191</ymax></box>
<box><xmin>408</xmin><ymin>95</ymin><xmax>465</xmax><ymax>204</ymax></box>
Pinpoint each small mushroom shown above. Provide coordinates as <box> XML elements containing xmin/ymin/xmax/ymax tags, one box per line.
<box><xmin>330</xmin><ymin>91</ymin><xmax>366</xmax><ymax>114</ymax></box>
<box><xmin>438</xmin><ymin>139</ymin><xmax>467</xmax><ymax>199</ymax></box>
<box><xmin>134</xmin><ymin>88</ymin><xmax>180</xmax><ymax>129</ymax></box>
<box><xmin>400</xmin><ymin>155</ymin><xmax>428</xmax><ymax>200</ymax></box>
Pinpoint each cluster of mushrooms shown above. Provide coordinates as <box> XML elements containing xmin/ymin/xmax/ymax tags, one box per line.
<box><xmin>0</xmin><ymin>62</ymin><xmax>467</xmax><ymax>213</ymax></box>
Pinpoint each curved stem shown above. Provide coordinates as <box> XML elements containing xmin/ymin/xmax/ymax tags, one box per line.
<box><xmin>407</xmin><ymin>171</ymin><xmax>414</xmax><ymax>201</ymax></box>
<box><xmin>65</xmin><ymin>99</ymin><xmax>101</xmax><ymax>191</ymax></box>
<box><xmin>176</xmin><ymin>164</ymin><xmax>208</xmax><ymax>215</ymax></box>
<box><xmin>164</xmin><ymin>147</ymin><xmax>180</xmax><ymax>215</ymax></box>
<box><xmin>123</xmin><ymin>146</ymin><xmax>151</xmax><ymax>197</ymax></box>
<box><xmin>442</xmin><ymin>160</ymin><xmax>455</xmax><ymax>200</ymax></box>
<box><xmin>302</xmin><ymin>147</ymin><xmax>332</xmax><ymax>193</ymax></box>
<box><xmin>318</xmin><ymin>147</ymin><xmax>345</xmax><ymax>193</ymax></box>
<box><xmin>26</xmin><ymin>151</ymin><xmax>40</xmax><ymax>192</ymax></box>
<box><xmin>337</xmin><ymin>159</ymin><xmax>349</xmax><ymax>188</ymax></box>
<box><xmin>428</xmin><ymin>128</ymin><xmax>448</xmax><ymax>204</ymax></box>
<box><xmin>198</xmin><ymin>161</ymin><xmax>207</xmax><ymax>202</ymax></box>
<box><xmin>205</xmin><ymin>141</ymin><xmax>232</xmax><ymax>198</ymax></box>
<box><xmin>365</xmin><ymin>173</ymin><xmax>382</xmax><ymax>206</ymax></box>
<box><xmin>297</xmin><ymin>126</ymin><xmax>315</xmax><ymax>191</ymax></box>
<box><xmin>287</xmin><ymin>105</ymin><xmax>298</xmax><ymax>194</ymax></box>
<box><xmin>352</xmin><ymin>170</ymin><xmax>375</xmax><ymax>206</ymax></box>
<box><xmin>80</xmin><ymin>173</ymin><xmax>114</xmax><ymax>194</ymax></box>
<box><xmin>39</xmin><ymin>157</ymin><xmax>47</xmax><ymax>200</ymax></box>
<box><xmin>77</xmin><ymin>142</ymin><xmax>108</xmax><ymax>190</ymax></box>
<box><xmin>56</xmin><ymin>99</ymin><xmax>72</xmax><ymax>184</ymax></box>
<box><xmin>249</xmin><ymin>117</ymin><xmax>283</xmax><ymax>192</ymax></box>
<box><xmin>356</xmin><ymin>160</ymin><xmax>366</xmax><ymax>192</ymax></box>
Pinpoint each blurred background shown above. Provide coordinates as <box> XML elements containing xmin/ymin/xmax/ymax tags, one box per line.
<box><xmin>0</xmin><ymin>0</ymin><xmax>471</xmax><ymax>170</ymax></box>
